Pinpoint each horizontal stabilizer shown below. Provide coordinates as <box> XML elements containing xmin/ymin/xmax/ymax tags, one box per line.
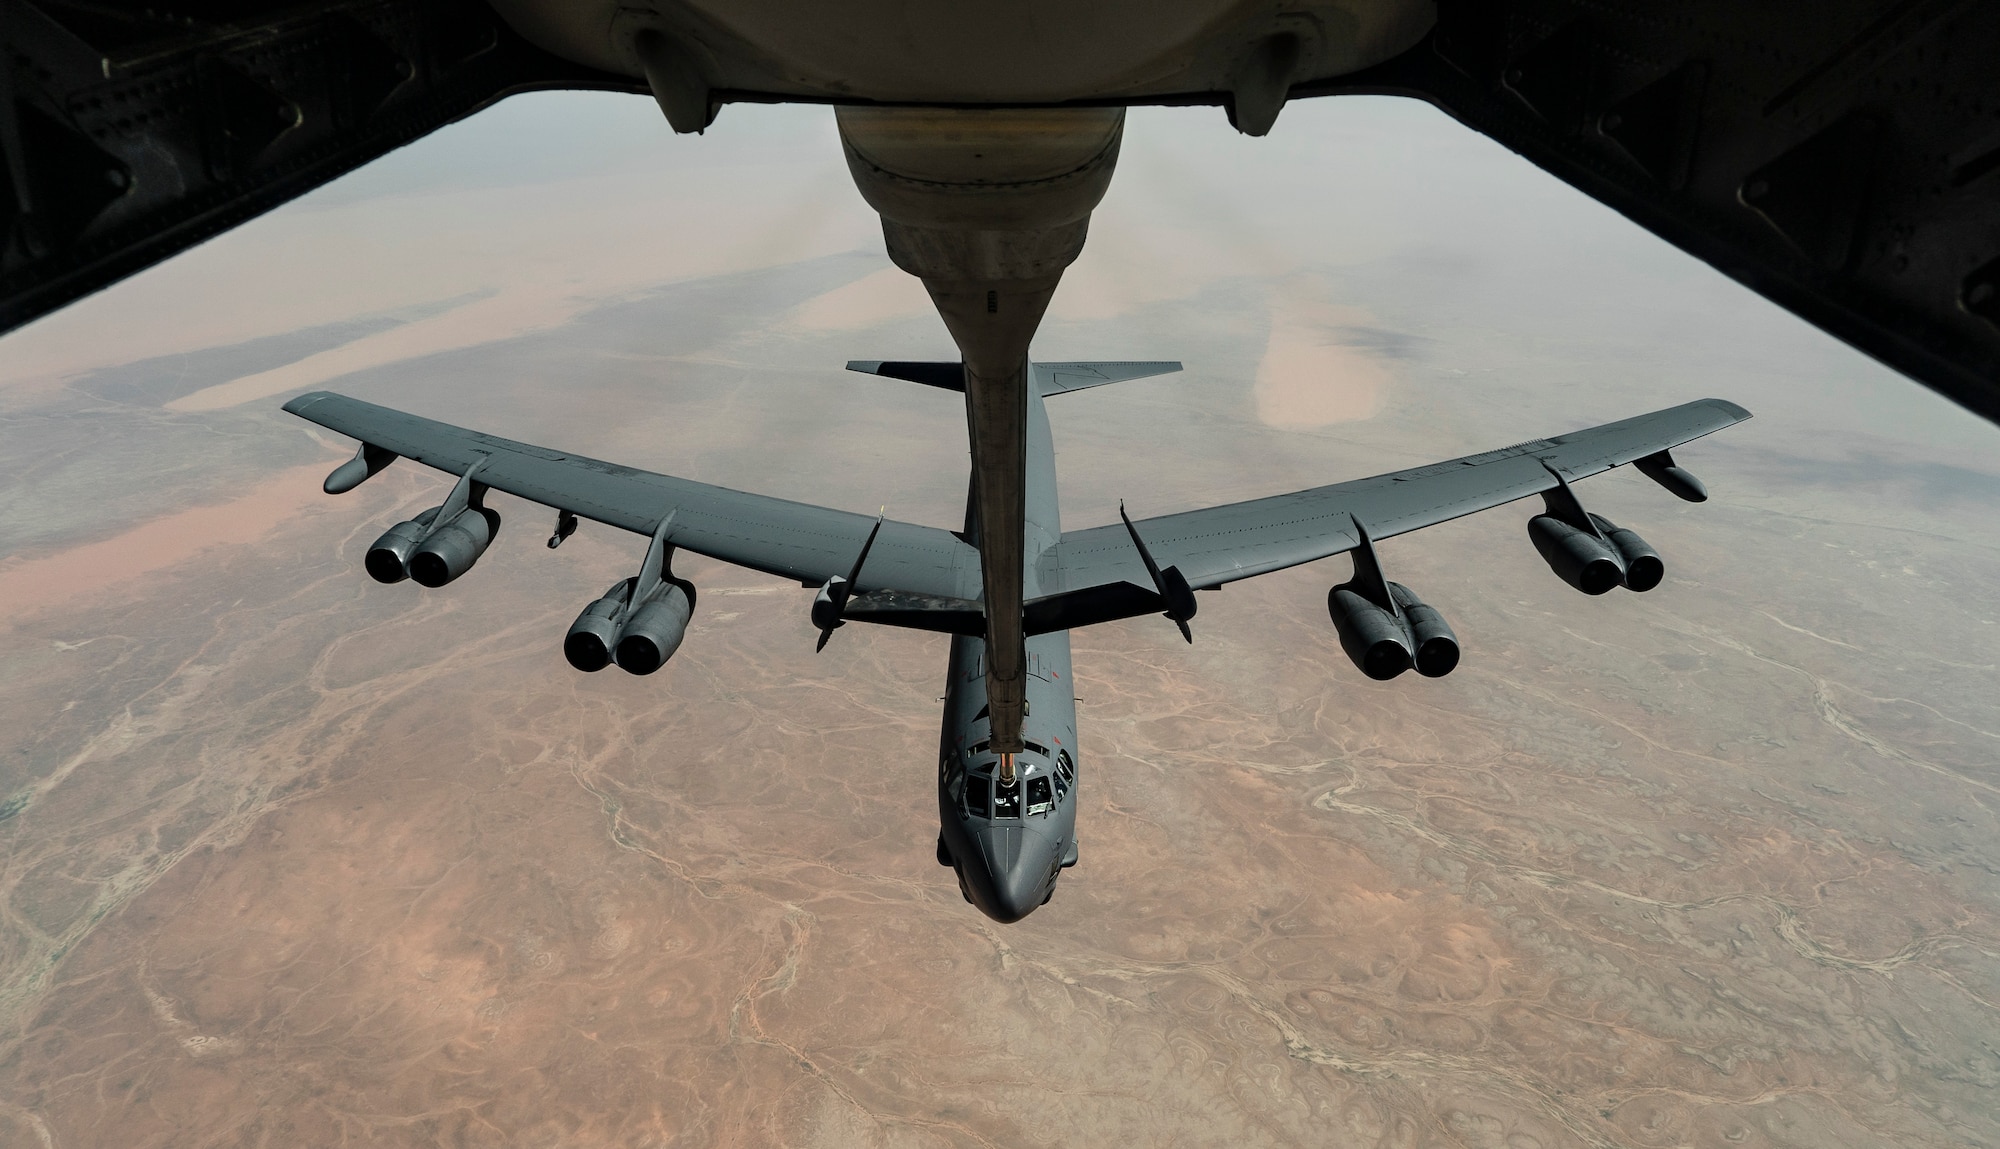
<box><xmin>845</xmin><ymin>360</ymin><xmax>1181</xmax><ymax>397</ymax></box>
<box><xmin>845</xmin><ymin>361</ymin><xmax>965</xmax><ymax>391</ymax></box>
<box><xmin>1036</xmin><ymin>361</ymin><xmax>1181</xmax><ymax>396</ymax></box>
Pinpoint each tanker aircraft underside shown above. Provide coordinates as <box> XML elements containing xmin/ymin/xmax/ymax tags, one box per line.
<box><xmin>286</xmin><ymin>366</ymin><xmax>1747</xmax><ymax>923</ymax></box>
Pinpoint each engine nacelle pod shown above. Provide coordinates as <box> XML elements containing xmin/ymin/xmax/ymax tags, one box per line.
<box><xmin>1634</xmin><ymin>451</ymin><xmax>1707</xmax><ymax>502</ymax></box>
<box><xmin>1528</xmin><ymin>514</ymin><xmax>1624</xmax><ymax>595</ymax></box>
<box><xmin>1389</xmin><ymin>583</ymin><xmax>1460</xmax><ymax>678</ymax></box>
<box><xmin>365</xmin><ymin>507</ymin><xmax>441</xmax><ymax>584</ymax></box>
<box><xmin>409</xmin><ymin>507</ymin><xmax>500</xmax><ymax>588</ymax></box>
<box><xmin>1591</xmin><ymin>514</ymin><xmax>1664</xmax><ymax>592</ymax></box>
<box><xmin>564</xmin><ymin>580</ymin><xmax>634</xmax><ymax>672</ymax></box>
<box><xmin>1327</xmin><ymin>587</ymin><xmax>1413</xmax><ymax>680</ymax></box>
<box><xmin>615</xmin><ymin>583</ymin><xmax>693</xmax><ymax>675</ymax></box>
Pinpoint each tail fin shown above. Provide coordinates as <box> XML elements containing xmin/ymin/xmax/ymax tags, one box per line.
<box><xmin>845</xmin><ymin>360</ymin><xmax>1181</xmax><ymax>397</ymax></box>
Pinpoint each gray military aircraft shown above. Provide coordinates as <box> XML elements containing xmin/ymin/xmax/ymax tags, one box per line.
<box><xmin>13</xmin><ymin>0</ymin><xmax>1793</xmax><ymax>920</ymax></box>
<box><xmin>286</xmin><ymin>365</ymin><xmax>1747</xmax><ymax>922</ymax></box>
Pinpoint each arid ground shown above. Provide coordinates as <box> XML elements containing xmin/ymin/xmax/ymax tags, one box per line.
<box><xmin>1</xmin><ymin>96</ymin><xmax>1997</xmax><ymax>1147</ymax></box>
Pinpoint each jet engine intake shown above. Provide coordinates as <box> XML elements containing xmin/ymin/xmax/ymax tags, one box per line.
<box><xmin>1327</xmin><ymin>586</ymin><xmax>1413</xmax><ymax>680</ymax></box>
<box><xmin>365</xmin><ymin>507</ymin><xmax>441</xmax><ymax>584</ymax></box>
<box><xmin>564</xmin><ymin>580</ymin><xmax>634</xmax><ymax>672</ymax></box>
<box><xmin>1591</xmin><ymin>514</ymin><xmax>1664</xmax><ymax>593</ymax></box>
<box><xmin>614</xmin><ymin>582</ymin><xmax>693</xmax><ymax>675</ymax></box>
<box><xmin>1527</xmin><ymin>512</ymin><xmax>1666</xmax><ymax>595</ymax></box>
<box><xmin>408</xmin><ymin>507</ymin><xmax>500</xmax><ymax>588</ymax></box>
<box><xmin>1528</xmin><ymin>514</ymin><xmax>1625</xmax><ymax>595</ymax></box>
<box><xmin>1390</xmin><ymin>583</ymin><xmax>1460</xmax><ymax>678</ymax></box>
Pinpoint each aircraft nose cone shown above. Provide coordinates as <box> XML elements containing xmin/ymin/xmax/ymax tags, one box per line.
<box><xmin>974</xmin><ymin>825</ymin><xmax>1056</xmax><ymax>923</ymax></box>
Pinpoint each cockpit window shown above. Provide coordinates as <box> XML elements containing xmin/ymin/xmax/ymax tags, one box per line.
<box><xmin>992</xmin><ymin>776</ymin><xmax>1022</xmax><ymax>818</ymax></box>
<box><xmin>1024</xmin><ymin>741</ymin><xmax>1050</xmax><ymax>757</ymax></box>
<box><xmin>1056</xmin><ymin>749</ymin><xmax>1074</xmax><ymax>784</ymax></box>
<box><xmin>1026</xmin><ymin>776</ymin><xmax>1052</xmax><ymax>816</ymax></box>
<box><xmin>964</xmin><ymin>775</ymin><xmax>990</xmax><ymax>818</ymax></box>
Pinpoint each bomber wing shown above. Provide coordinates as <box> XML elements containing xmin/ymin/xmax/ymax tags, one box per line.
<box><xmin>1029</xmin><ymin>398</ymin><xmax>1750</xmax><ymax>631</ymax></box>
<box><xmin>282</xmin><ymin>391</ymin><xmax>979</xmax><ymax>599</ymax></box>
<box><xmin>285</xmin><ymin>391</ymin><xmax>1751</xmax><ymax>640</ymax></box>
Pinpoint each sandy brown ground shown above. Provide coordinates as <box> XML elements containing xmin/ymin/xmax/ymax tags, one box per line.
<box><xmin>0</xmin><ymin>398</ymin><xmax>1996</xmax><ymax>1147</ymax></box>
<box><xmin>0</xmin><ymin>452</ymin><xmax>1992</xmax><ymax>1149</ymax></box>
<box><xmin>2</xmin><ymin>104</ymin><xmax>1998</xmax><ymax>1142</ymax></box>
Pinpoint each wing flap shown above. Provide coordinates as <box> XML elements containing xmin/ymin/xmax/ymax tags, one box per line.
<box><xmin>283</xmin><ymin>391</ymin><xmax>979</xmax><ymax>598</ymax></box>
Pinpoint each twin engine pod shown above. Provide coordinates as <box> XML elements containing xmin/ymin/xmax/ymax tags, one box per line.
<box><xmin>1528</xmin><ymin>513</ymin><xmax>1662</xmax><ymax>595</ymax></box>
<box><xmin>564</xmin><ymin>579</ymin><xmax>695</xmax><ymax>676</ymax></box>
<box><xmin>1327</xmin><ymin>581</ymin><xmax>1460</xmax><ymax>681</ymax></box>
<box><xmin>366</xmin><ymin>506</ymin><xmax>502</xmax><ymax>587</ymax></box>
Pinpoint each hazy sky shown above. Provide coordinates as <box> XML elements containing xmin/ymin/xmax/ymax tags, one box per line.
<box><xmin>8</xmin><ymin>92</ymin><xmax>1996</xmax><ymax>459</ymax></box>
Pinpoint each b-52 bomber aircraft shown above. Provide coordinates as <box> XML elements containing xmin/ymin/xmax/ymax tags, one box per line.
<box><xmin>285</xmin><ymin>367</ymin><xmax>1747</xmax><ymax>923</ymax></box>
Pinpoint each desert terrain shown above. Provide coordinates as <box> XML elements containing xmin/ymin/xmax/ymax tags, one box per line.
<box><xmin>0</xmin><ymin>96</ymin><xmax>1997</xmax><ymax>1147</ymax></box>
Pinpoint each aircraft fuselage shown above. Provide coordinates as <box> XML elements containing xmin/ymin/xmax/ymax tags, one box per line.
<box><xmin>937</xmin><ymin>632</ymin><xmax>1079</xmax><ymax>922</ymax></box>
<box><xmin>934</xmin><ymin>366</ymin><xmax>1080</xmax><ymax>923</ymax></box>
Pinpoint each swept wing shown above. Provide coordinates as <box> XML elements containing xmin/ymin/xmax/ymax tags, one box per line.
<box><xmin>282</xmin><ymin>391</ymin><xmax>979</xmax><ymax>599</ymax></box>
<box><xmin>285</xmin><ymin>391</ymin><xmax>1748</xmax><ymax>637</ymax></box>
<box><xmin>1048</xmin><ymin>398</ymin><xmax>1751</xmax><ymax>599</ymax></box>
